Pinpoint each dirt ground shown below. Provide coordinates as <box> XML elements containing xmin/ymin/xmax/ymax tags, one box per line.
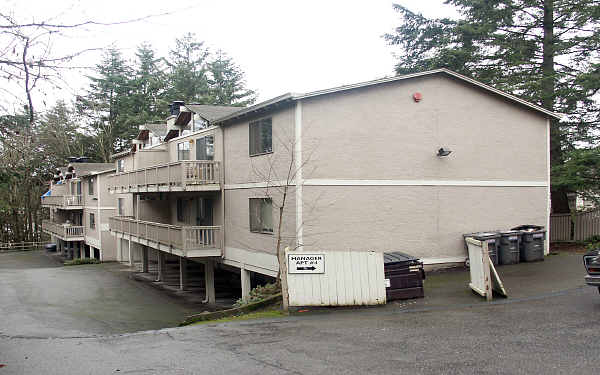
<box><xmin>550</xmin><ymin>242</ymin><xmax>588</xmax><ymax>253</ymax></box>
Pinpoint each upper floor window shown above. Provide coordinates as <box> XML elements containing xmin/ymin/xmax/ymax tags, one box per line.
<box><xmin>88</xmin><ymin>177</ymin><xmax>95</xmax><ymax>196</ymax></box>
<box><xmin>249</xmin><ymin>198</ymin><xmax>273</xmax><ymax>234</ymax></box>
<box><xmin>196</xmin><ymin>135</ymin><xmax>214</xmax><ymax>160</ymax></box>
<box><xmin>249</xmin><ymin>118</ymin><xmax>272</xmax><ymax>156</ymax></box>
<box><xmin>89</xmin><ymin>213</ymin><xmax>96</xmax><ymax>229</ymax></box>
<box><xmin>177</xmin><ymin>141</ymin><xmax>190</xmax><ymax>160</ymax></box>
<box><xmin>117</xmin><ymin>159</ymin><xmax>125</xmax><ymax>173</ymax></box>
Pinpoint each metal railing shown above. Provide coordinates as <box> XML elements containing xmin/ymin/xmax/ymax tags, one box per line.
<box><xmin>108</xmin><ymin>160</ymin><xmax>220</xmax><ymax>191</ymax></box>
<box><xmin>41</xmin><ymin>195</ymin><xmax>83</xmax><ymax>207</ymax></box>
<box><xmin>42</xmin><ymin>220</ymin><xmax>85</xmax><ymax>239</ymax></box>
<box><xmin>109</xmin><ymin>216</ymin><xmax>221</xmax><ymax>252</ymax></box>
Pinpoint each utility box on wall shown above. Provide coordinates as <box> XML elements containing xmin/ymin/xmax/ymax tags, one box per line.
<box><xmin>286</xmin><ymin>250</ymin><xmax>386</xmax><ymax>306</ymax></box>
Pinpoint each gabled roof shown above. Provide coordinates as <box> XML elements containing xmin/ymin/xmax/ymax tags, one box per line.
<box><xmin>184</xmin><ymin>104</ymin><xmax>242</xmax><ymax>122</ymax></box>
<box><xmin>213</xmin><ymin>68</ymin><xmax>562</xmax><ymax>125</ymax></box>
<box><xmin>70</xmin><ymin>163</ymin><xmax>114</xmax><ymax>177</ymax></box>
<box><xmin>142</xmin><ymin>123</ymin><xmax>168</xmax><ymax>138</ymax></box>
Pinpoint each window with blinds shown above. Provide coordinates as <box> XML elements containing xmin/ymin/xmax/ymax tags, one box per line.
<box><xmin>249</xmin><ymin>198</ymin><xmax>273</xmax><ymax>233</ymax></box>
<box><xmin>249</xmin><ymin>118</ymin><xmax>272</xmax><ymax>156</ymax></box>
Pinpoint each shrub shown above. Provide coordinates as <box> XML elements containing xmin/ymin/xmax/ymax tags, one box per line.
<box><xmin>233</xmin><ymin>282</ymin><xmax>280</xmax><ymax>308</ymax></box>
<box><xmin>64</xmin><ymin>258</ymin><xmax>100</xmax><ymax>266</ymax></box>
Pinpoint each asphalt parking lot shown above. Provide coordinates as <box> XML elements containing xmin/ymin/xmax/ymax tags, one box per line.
<box><xmin>1</xmin><ymin>250</ymin><xmax>598</xmax><ymax>374</ymax></box>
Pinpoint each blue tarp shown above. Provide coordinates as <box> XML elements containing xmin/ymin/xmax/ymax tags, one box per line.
<box><xmin>41</xmin><ymin>190</ymin><xmax>51</xmax><ymax>198</ymax></box>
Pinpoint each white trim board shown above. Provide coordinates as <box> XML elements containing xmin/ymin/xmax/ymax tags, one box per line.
<box><xmin>304</xmin><ymin>179</ymin><xmax>548</xmax><ymax>187</ymax></box>
<box><xmin>224</xmin><ymin>179</ymin><xmax>548</xmax><ymax>190</ymax></box>
<box><xmin>420</xmin><ymin>256</ymin><xmax>467</xmax><ymax>265</ymax></box>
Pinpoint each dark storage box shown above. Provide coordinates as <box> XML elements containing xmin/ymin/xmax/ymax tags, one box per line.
<box><xmin>463</xmin><ymin>232</ymin><xmax>500</xmax><ymax>266</ymax></box>
<box><xmin>384</xmin><ymin>252</ymin><xmax>424</xmax><ymax>301</ymax></box>
<box><xmin>498</xmin><ymin>231</ymin><xmax>521</xmax><ymax>265</ymax></box>
<box><xmin>511</xmin><ymin>225</ymin><xmax>546</xmax><ymax>262</ymax></box>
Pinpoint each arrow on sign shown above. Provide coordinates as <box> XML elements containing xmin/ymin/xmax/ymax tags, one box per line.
<box><xmin>297</xmin><ymin>266</ymin><xmax>316</xmax><ymax>271</ymax></box>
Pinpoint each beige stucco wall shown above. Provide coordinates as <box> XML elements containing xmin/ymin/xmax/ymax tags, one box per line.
<box><xmin>224</xmin><ymin>188</ymin><xmax>296</xmax><ymax>256</ymax></box>
<box><xmin>301</xmin><ymin>185</ymin><xmax>546</xmax><ymax>259</ymax></box>
<box><xmin>301</xmin><ymin>75</ymin><xmax>548</xmax><ymax>181</ymax></box>
<box><xmin>223</xmin><ymin>105</ymin><xmax>295</xmax><ymax>184</ymax></box>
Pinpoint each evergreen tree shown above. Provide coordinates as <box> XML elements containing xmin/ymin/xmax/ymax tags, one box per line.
<box><xmin>77</xmin><ymin>48</ymin><xmax>134</xmax><ymax>162</ymax></box>
<box><xmin>385</xmin><ymin>1</ymin><xmax>600</xmax><ymax>213</ymax></box>
<box><xmin>207</xmin><ymin>50</ymin><xmax>256</xmax><ymax>106</ymax></box>
<box><xmin>127</xmin><ymin>43</ymin><xmax>168</xmax><ymax>125</ymax></box>
<box><xmin>166</xmin><ymin>33</ymin><xmax>211</xmax><ymax>103</ymax></box>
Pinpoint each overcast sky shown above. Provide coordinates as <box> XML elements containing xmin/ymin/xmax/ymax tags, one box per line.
<box><xmin>4</xmin><ymin>0</ymin><xmax>459</xmax><ymax>112</ymax></box>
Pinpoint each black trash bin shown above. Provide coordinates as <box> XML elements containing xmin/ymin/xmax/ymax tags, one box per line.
<box><xmin>463</xmin><ymin>232</ymin><xmax>500</xmax><ymax>266</ymax></box>
<box><xmin>498</xmin><ymin>231</ymin><xmax>521</xmax><ymax>265</ymax></box>
<box><xmin>511</xmin><ymin>225</ymin><xmax>546</xmax><ymax>262</ymax></box>
<box><xmin>383</xmin><ymin>252</ymin><xmax>425</xmax><ymax>301</ymax></box>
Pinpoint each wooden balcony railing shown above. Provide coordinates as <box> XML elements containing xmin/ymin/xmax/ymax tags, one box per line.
<box><xmin>41</xmin><ymin>195</ymin><xmax>83</xmax><ymax>207</ymax></box>
<box><xmin>109</xmin><ymin>216</ymin><xmax>221</xmax><ymax>256</ymax></box>
<box><xmin>42</xmin><ymin>220</ymin><xmax>85</xmax><ymax>239</ymax></box>
<box><xmin>108</xmin><ymin>160</ymin><xmax>220</xmax><ymax>193</ymax></box>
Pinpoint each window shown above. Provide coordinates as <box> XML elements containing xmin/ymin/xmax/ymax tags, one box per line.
<box><xmin>118</xmin><ymin>198</ymin><xmax>124</xmax><ymax>216</ymax></box>
<box><xmin>89</xmin><ymin>213</ymin><xmax>95</xmax><ymax>229</ymax></box>
<box><xmin>117</xmin><ymin>159</ymin><xmax>125</xmax><ymax>173</ymax></box>
<box><xmin>177</xmin><ymin>141</ymin><xmax>190</xmax><ymax>160</ymax></box>
<box><xmin>88</xmin><ymin>177</ymin><xmax>95</xmax><ymax>195</ymax></box>
<box><xmin>196</xmin><ymin>135</ymin><xmax>214</xmax><ymax>160</ymax></box>
<box><xmin>249</xmin><ymin>198</ymin><xmax>273</xmax><ymax>233</ymax></box>
<box><xmin>249</xmin><ymin>118</ymin><xmax>272</xmax><ymax>156</ymax></box>
<box><xmin>177</xmin><ymin>198</ymin><xmax>185</xmax><ymax>222</ymax></box>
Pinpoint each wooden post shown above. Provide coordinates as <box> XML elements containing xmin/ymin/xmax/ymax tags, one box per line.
<box><xmin>142</xmin><ymin>246</ymin><xmax>149</xmax><ymax>273</ymax></box>
<box><xmin>179</xmin><ymin>257</ymin><xmax>188</xmax><ymax>291</ymax></box>
<box><xmin>482</xmin><ymin>241</ymin><xmax>492</xmax><ymax>302</ymax></box>
<box><xmin>241</xmin><ymin>268</ymin><xmax>251</xmax><ymax>301</ymax></box>
<box><xmin>204</xmin><ymin>260</ymin><xmax>216</xmax><ymax>303</ymax></box>
<box><xmin>157</xmin><ymin>251</ymin><xmax>165</xmax><ymax>282</ymax></box>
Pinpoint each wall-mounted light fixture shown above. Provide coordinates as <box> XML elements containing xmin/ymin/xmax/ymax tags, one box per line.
<box><xmin>437</xmin><ymin>147</ymin><xmax>452</xmax><ymax>157</ymax></box>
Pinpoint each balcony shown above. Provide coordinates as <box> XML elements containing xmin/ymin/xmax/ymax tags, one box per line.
<box><xmin>109</xmin><ymin>216</ymin><xmax>222</xmax><ymax>258</ymax></box>
<box><xmin>42</xmin><ymin>220</ymin><xmax>85</xmax><ymax>241</ymax></box>
<box><xmin>41</xmin><ymin>195</ymin><xmax>83</xmax><ymax>209</ymax></box>
<box><xmin>108</xmin><ymin>161</ymin><xmax>220</xmax><ymax>193</ymax></box>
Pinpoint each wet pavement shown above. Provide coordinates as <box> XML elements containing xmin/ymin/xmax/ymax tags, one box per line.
<box><xmin>1</xmin><ymin>250</ymin><xmax>598</xmax><ymax>374</ymax></box>
<box><xmin>0</xmin><ymin>251</ymin><xmax>199</xmax><ymax>337</ymax></box>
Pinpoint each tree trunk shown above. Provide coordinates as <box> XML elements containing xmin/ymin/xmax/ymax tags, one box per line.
<box><xmin>542</xmin><ymin>0</ymin><xmax>569</xmax><ymax>214</ymax></box>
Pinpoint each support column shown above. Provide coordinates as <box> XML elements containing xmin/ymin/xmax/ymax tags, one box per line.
<box><xmin>128</xmin><ymin>240</ymin><xmax>133</xmax><ymax>267</ymax></box>
<box><xmin>204</xmin><ymin>260</ymin><xmax>215</xmax><ymax>303</ymax></box>
<box><xmin>157</xmin><ymin>251</ymin><xmax>165</xmax><ymax>281</ymax></box>
<box><xmin>179</xmin><ymin>257</ymin><xmax>188</xmax><ymax>291</ymax></box>
<box><xmin>142</xmin><ymin>246</ymin><xmax>149</xmax><ymax>273</ymax></box>
<box><xmin>241</xmin><ymin>268</ymin><xmax>251</xmax><ymax>301</ymax></box>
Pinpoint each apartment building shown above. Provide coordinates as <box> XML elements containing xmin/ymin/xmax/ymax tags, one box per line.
<box><xmin>107</xmin><ymin>69</ymin><xmax>559</xmax><ymax>306</ymax></box>
<box><xmin>42</xmin><ymin>162</ymin><xmax>118</xmax><ymax>261</ymax></box>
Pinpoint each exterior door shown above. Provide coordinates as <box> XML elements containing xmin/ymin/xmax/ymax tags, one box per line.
<box><xmin>196</xmin><ymin>198</ymin><xmax>213</xmax><ymax>226</ymax></box>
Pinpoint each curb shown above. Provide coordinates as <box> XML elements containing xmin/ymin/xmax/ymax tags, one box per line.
<box><xmin>179</xmin><ymin>293</ymin><xmax>283</xmax><ymax>326</ymax></box>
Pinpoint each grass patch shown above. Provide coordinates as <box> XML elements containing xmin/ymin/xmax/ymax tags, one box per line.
<box><xmin>64</xmin><ymin>258</ymin><xmax>100</xmax><ymax>266</ymax></box>
<box><xmin>190</xmin><ymin>309</ymin><xmax>285</xmax><ymax>325</ymax></box>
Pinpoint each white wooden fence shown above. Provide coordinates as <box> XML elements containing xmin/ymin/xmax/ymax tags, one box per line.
<box><xmin>286</xmin><ymin>250</ymin><xmax>386</xmax><ymax>306</ymax></box>
<box><xmin>550</xmin><ymin>209</ymin><xmax>600</xmax><ymax>242</ymax></box>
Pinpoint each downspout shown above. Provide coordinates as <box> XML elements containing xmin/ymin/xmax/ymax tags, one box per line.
<box><xmin>220</xmin><ymin>124</ymin><xmax>226</xmax><ymax>260</ymax></box>
<box><xmin>295</xmin><ymin>100</ymin><xmax>303</xmax><ymax>251</ymax></box>
<box><xmin>97</xmin><ymin>174</ymin><xmax>102</xmax><ymax>261</ymax></box>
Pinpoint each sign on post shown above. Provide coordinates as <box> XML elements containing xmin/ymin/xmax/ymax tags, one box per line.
<box><xmin>288</xmin><ymin>254</ymin><xmax>325</xmax><ymax>274</ymax></box>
